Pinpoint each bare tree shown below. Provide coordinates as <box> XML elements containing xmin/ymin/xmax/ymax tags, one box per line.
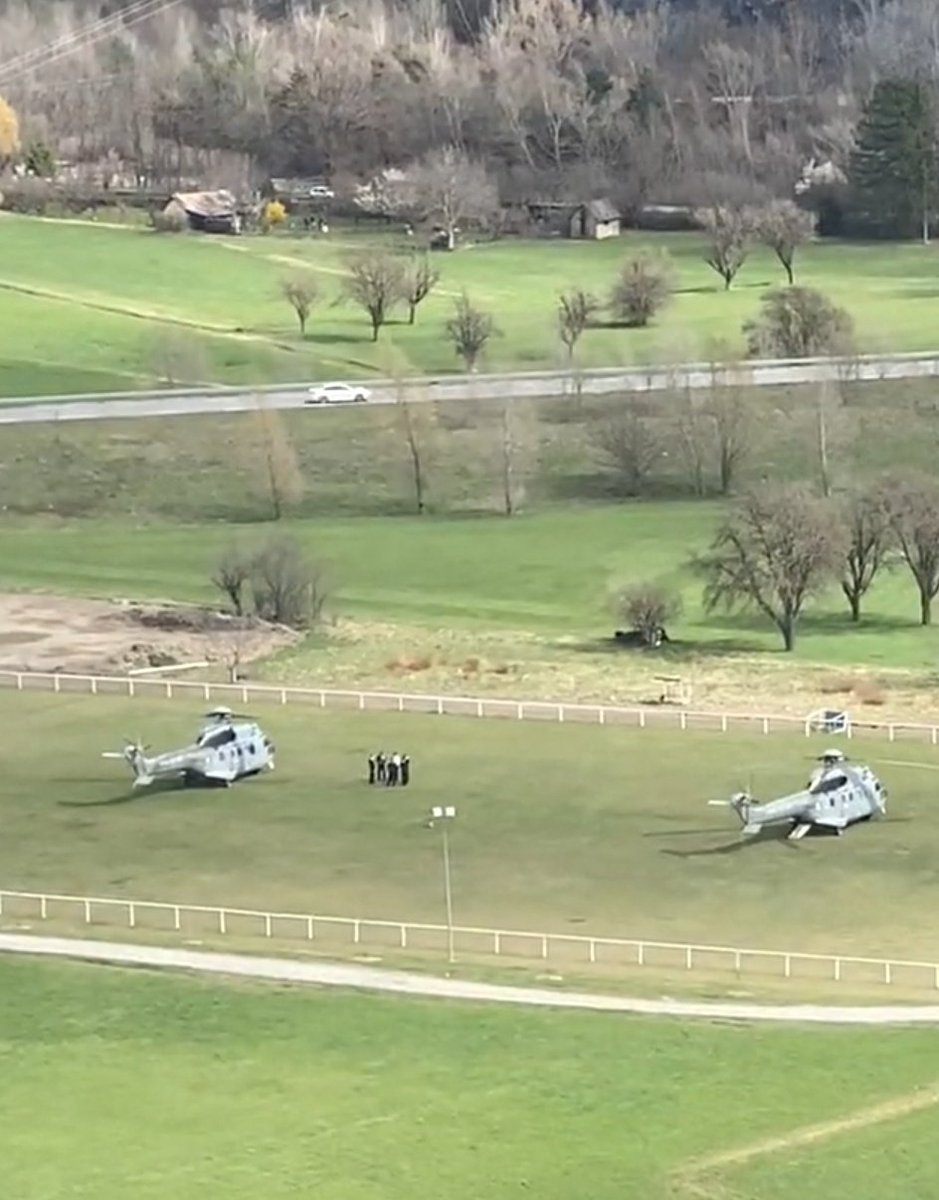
<box><xmin>744</xmin><ymin>287</ymin><xmax>854</xmax><ymax>359</ymax></box>
<box><xmin>557</xmin><ymin>289</ymin><xmax>598</xmax><ymax>361</ymax></box>
<box><xmin>695</xmin><ymin>206</ymin><xmax>755</xmax><ymax>290</ymax></box>
<box><xmin>281</xmin><ymin>274</ymin><xmax>319</xmax><ymax>336</ymax></box>
<box><xmin>703</xmin><ymin>41</ymin><xmax>758</xmax><ymax>163</ymax></box>
<box><xmin>252</xmin><ymin>400</ymin><xmax>305</xmax><ymax>521</ymax></box>
<box><xmin>695</xmin><ymin>485</ymin><xmax>843</xmax><ymax>651</ymax></box>
<box><xmin>149</xmin><ymin>330</ymin><xmax>208</xmax><ymax>387</ymax></box>
<box><xmin>884</xmin><ymin>473</ymin><xmax>939</xmax><ymax>626</ymax></box>
<box><xmin>707</xmin><ymin>388</ymin><xmax>754</xmax><ymax>496</ymax></box>
<box><xmin>757</xmin><ymin>200</ymin><xmax>816</xmax><ymax>285</ymax></box>
<box><xmin>342</xmin><ymin>251</ymin><xmax>405</xmax><ymax>341</ymax></box>
<box><xmin>402</xmin><ymin>145</ymin><xmax>498</xmax><ymax>250</ymax></box>
<box><xmin>609</xmin><ymin>254</ymin><xmax>673</xmax><ymax>327</ymax></box>
<box><xmin>445</xmin><ymin>293</ymin><xmax>495</xmax><ymax>371</ymax></box>
<box><xmin>250</xmin><ymin>535</ymin><xmax>328</xmax><ymax>628</ymax></box>
<box><xmin>840</xmin><ymin>488</ymin><xmax>891</xmax><ymax>623</ymax></box>
<box><xmin>614</xmin><ymin>582</ymin><xmax>683</xmax><ymax>646</ymax></box>
<box><xmin>672</xmin><ymin>390</ymin><xmax>710</xmax><ymax>498</ymax></box>
<box><xmin>402</xmin><ymin>256</ymin><xmax>440</xmax><ymax>325</ymax></box>
<box><xmin>497</xmin><ymin>397</ymin><xmax>536</xmax><ymax>516</ymax></box>
<box><xmin>591</xmin><ymin>404</ymin><xmax>662</xmax><ymax>497</ymax></box>
<box><xmin>212</xmin><ymin>544</ymin><xmax>253</xmax><ymax>615</ymax></box>
<box><xmin>393</xmin><ymin>386</ymin><xmax>435</xmax><ymax>515</ymax></box>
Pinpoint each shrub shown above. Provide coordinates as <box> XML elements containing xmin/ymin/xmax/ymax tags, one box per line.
<box><xmin>609</xmin><ymin>254</ymin><xmax>672</xmax><ymax>327</ymax></box>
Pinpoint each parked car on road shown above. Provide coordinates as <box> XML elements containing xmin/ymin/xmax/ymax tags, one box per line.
<box><xmin>305</xmin><ymin>382</ymin><xmax>370</xmax><ymax>405</ymax></box>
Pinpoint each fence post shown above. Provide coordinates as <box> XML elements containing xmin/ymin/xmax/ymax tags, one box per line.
<box><xmin>398</xmin><ymin>696</ymin><xmax>404</xmax><ymax>713</ymax></box>
<box><xmin>686</xmin><ymin>946</ymin><xmax>692</xmax><ymax>970</ymax></box>
<box><xmin>54</xmin><ymin>675</ymin><xmax>60</xmax><ymax>693</ymax></box>
<box><xmin>734</xmin><ymin>949</ymin><xmax>741</xmax><ymax>974</ymax></box>
<box><xmin>358</xmin><ymin>693</ymin><xmax>365</xmax><ymax>711</ymax></box>
<box><xmin>639</xmin><ymin>710</ymin><xmax>646</xmax><ymax>729</ymax></box>
<box><xmin>91</xmin><ymin>677</ymin><xmax>97</xmax><ymax>695</ymax></box>
<box><xmin>265</xmin><ymin>914</ymin><xmax>272</xmax><ymax>938</ymax></box>
<box><xmin>542</xmin><ymin>934</ymin><xmax>548</xmax><ymax>960</ymax></box>
<box><xmin>762</xmin><ymin>716</ymin><xmax>769</xmax><ymax>734</ymax></box>
<box><xmin>599</xmin><ymin>708</ymin><xmax>606</xmax><ymax>726</ymax></box>
<box><xmin>84</xmin><ymin>899</ymin><xmax>91</xmax><ymax>923</ymax></box>
<box><xmin>889</xmin><ymin>724</ymin><xmax>896</xmax><ymax>742</ymax></box>
<box><xmin>494</xmin><ymin>931</ymin><xmax>501</xmax><ymax>955</ymax></box>
<box><xmin>307</xmin><ymin>917</ymin><xmax>314</xmax><ymax>940</ymax></box>
<box><xmin>477</xmin><ymin>700</ymin><xmax>483</xmax><ymax>717</ymax></box>
<box><xmin>437</xmin><ymin>698</ymin><xmax>443</xmax><ymax>716</ymax></box>
<box><xmin>320</xmin><ymin>692</ymin><xmax>326</xmax><ymax>708</ymax></box>
<box><xmin>174</xmin><ymin>905</ymin><xmax>181</xmax><ymax>931</ymax></box>
<box><xmin>219</xmin><ymin>909</ymin><xmax>227</xmax><ymax>935</ymax></box>
<box><xmin>16</xmin><ymin>673</ymin><xmax>22</xmax><ymax>690</ymax></box>
<box><xmin>400</xmin><ymin>924</ymin><xmax>407</xmax><ymax>949</ymax></box>
<box><xmin>40</xmin><ymin>895</ymin><xmax>47</xmax><ymax>920</ymax></box>
<box><xmin>784</xmin><ymin>954</ymin><xmax>791</xmax><ymax>978</ymax></box>
<box><xmin>721</xmin><ymin>714</ymin><xmax>727</xmax><ymax>733</ymax></box>
<box><xmin>281</xmin><ymin>690</ymin><xmax>287</xmax><ymax>706</ymax></box>
<box><xmin>885</xmin><ymin>961</ymin><xmax>892</xmax><ymax>985</ymax></box>
<box><xmin>559</xmin><ymin>704</ymin><xmax>565</xmax><ymax>723</ymax></box>
<box><xmin>834</xmin><ymin>957</ymin><xmax>841</xmax><ymax>981</ymax></box>
<box><xmin>680</xmin><ymin>712</ymin><xmax>687</xmax><ymax>731</ymax></box>
<box><xmin>638</xmin><ymin>942</ymin><xmax>644</xmax><ymax>967</ymax></box>
<box><xmin>354</xmin><ymin>920</ymin><xmax>361</xmax><ymax>944</ymax></box>
<box><xmin>129</xmin><ymin>902</ymin><xmax>136</xmax><ymax>929</ymax></box>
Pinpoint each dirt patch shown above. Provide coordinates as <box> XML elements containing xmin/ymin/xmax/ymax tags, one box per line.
<box><xmin>0</xmin><ymin>593</ymin><xmax>300</xmax><ymax>675</ymax></box>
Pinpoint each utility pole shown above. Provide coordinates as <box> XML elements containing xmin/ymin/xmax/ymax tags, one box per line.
<box><xmin>430</xmin><ymin>805</ymin><xmax>457</xmax><ymax>964</ymax></box>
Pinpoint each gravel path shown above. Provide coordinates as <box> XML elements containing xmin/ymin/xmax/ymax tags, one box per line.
<box><xmin>3</xmin><ymin>932</ymin><xmax>939</xmax><ymax>1025</ymax></box>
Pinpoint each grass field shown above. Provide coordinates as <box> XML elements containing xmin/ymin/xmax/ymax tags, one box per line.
<box><xmin>5</xmin><ymin>954</ymin><xmax>939</xmax><ymax>1200</ymax></box>
<box><xmin>5</xmin><ymin>690</ymin><xmax>939</xmax><ymax>961</ymax></box>
<box><xmin>1</xmin><ymin>501</ymin><xmax>938</xmax><ymax>693</ymax></box>
<box><xmin>4</xmin><ymin>214</ymin><xmax>939</xmax><ymax>394</ymax></box>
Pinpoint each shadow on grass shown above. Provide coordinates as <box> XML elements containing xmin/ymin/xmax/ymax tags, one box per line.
<box><xmin>661</xmin><ymin>824</ymin><xmax>798</xmax><ymax>857</ymax></box>
<box><xmin>568</xmin><ymin>635</ymin><xmax>761</xmax><ymax>659</ymax></box>
<box><xmin>58</xmin><ymin>777</ymin><xmax>187</xmax><ymax>807</ymax></box>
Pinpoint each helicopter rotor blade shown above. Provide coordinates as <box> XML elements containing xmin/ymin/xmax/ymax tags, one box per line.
<box><xmin>874</xmin><ymin>758</ymin><xmax>939</xmax><ymax>772</ymax></box>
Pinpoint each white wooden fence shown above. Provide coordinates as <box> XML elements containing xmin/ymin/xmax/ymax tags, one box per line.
<box><xmin>2</xmin><ymin>668</ymin><xmax>939</xmax><ymax>744</ymax></box>
<box><xmin>2</xmin><ymin>888</ymin><xmax>938</xmax><ymax>991</ymax></box>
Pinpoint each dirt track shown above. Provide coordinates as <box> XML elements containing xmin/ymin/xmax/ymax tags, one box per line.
<box><xmin>4</xmin><ymin>933</ymin><xmax>939</xmax><ymax>1025</ymax></box>
<box><xmin>0</xmin><ymin>592</ymin><xmax>297</xmax><ymax>674</ymax></box>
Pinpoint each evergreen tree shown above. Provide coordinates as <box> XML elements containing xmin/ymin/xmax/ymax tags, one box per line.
<box><xmin>850</xmin><ymin>78</ymin><xmax>938</xmax><ymax>241</ymax></box>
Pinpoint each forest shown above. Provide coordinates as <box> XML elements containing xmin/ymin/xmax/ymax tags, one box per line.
<box><xmin>0</xmin><ymin>0</ymin><xmax>936</xmax><ymax>228</ymax></box>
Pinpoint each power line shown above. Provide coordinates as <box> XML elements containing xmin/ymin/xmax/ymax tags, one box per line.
<box><xmin>0</xmin><ymin>0</ymin><xmax>184</xmax><ymax>87</ymax></box>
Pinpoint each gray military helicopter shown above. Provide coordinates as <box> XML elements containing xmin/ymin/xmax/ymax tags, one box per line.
<box><xmin>103</xmin><ymin>707</ymin><xmax>275</xmax><ymax>789</ymax></box>
<box><xmin>708</xmin><ymin>749</ymin><xmax>888</xmax><ymax>841</ymax></box>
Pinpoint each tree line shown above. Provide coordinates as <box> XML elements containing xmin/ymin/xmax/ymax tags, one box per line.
<box><xmin>1</xmin><ymin>0</ymin><xmax>938</xmax><ymax>233</ymax></box>
<box><xmin>616</xmin><ymin>474</ymin><xmax>939</xmax><ymax>653</ymax></box>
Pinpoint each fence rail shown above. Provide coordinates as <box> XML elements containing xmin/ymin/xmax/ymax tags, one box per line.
<box><xmin>3</xmin><ymin>668</ymin><xmax>939</xmax><ymax>744</ymax></box>
<box><xmin>2</xmin><ymin>888</ymin><xmax>937</xmax><ymax>992</ymax></box>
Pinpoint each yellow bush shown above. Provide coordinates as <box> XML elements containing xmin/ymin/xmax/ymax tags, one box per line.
<box><xmin>0</xmin><ymin>95</ymin><xmax>20</xmax><ymax>159</ymax></box>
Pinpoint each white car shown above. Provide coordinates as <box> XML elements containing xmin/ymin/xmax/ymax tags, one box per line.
<box><xmin>305</xmin><ymin>382</ymin><xmax>370</xmax><ymax>405</ymax></box>
<box><xmin>308</xmin><ymin>184</ymin><xmax>334</xmax><ymax>199</ymax></box>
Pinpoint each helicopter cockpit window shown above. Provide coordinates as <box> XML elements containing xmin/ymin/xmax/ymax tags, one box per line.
<box><xmin>812</xmin><ymin>774</ymin><xmax>847</xmax><ymax>794</ymax></box>
<box><xmin>199</xmin><ymin>727</ymin><xmax>237</xmax><ymax>749</ymax></box>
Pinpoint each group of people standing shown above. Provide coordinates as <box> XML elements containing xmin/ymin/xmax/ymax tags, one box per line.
<box><xmin>367</xmin><ymin>751</ymin><xmax>411</xmax><ymax>787</ymax></box>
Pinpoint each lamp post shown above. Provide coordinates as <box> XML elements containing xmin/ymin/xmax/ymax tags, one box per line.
<box><xmin>430</xmin><ymin>805</ymin><xmax>457</xmax><ymax>964</ymax></box>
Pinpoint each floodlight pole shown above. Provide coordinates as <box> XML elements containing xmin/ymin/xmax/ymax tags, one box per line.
<box><xmin>431</xmin><ymin>805</ymin><xmax>457</xmax><ymax>964</ymax></box>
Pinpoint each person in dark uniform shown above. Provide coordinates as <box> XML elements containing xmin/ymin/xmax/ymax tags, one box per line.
<box><xmin>400</xmin><ymin>754</ymin><xmax>410</xmax><ymax>787</ymax></box>
<box><xmin>367</xmin><ymin>753</ymin><xmax>376</xmax><ymax>785</ymax></box>
<box><xmin>387</xmin><ymin>754</ymin><xmax>399</xmax><ymax>787</ymax></box>
<box><xmin>376</xmin><ymin>752</ymin><xmax>386</xmax><ymax>784</ymax></box>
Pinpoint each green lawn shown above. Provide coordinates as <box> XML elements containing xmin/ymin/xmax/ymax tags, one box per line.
<box><xmin>5</xmin><ymin>690</ymin><xmax>939</xmax><ymax>962</ymax></box>
<box><xmin>1</xmin><ymin>504</ymin><xmax>937</xmax><ymax>674</ymax></box>
<box><xmin>4</xmin><ymin>214</ymin><xmax>939</xmax><ymax>394</ymax></box>
<box><xmin>4</xmin><ymin>955</ymin><xmax>939</xmax><ymax>1200</ymax></box>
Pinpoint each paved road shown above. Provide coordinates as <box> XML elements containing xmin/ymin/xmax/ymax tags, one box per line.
<box><xmin>3</xmin><ymin>932</ymin><xmax>939</xmax><ymax>1024</ymax></box>
<box><xmin>3</xmin><ymin>350</ymin><xmax>939</xmax><ymax>425</ymax></box>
